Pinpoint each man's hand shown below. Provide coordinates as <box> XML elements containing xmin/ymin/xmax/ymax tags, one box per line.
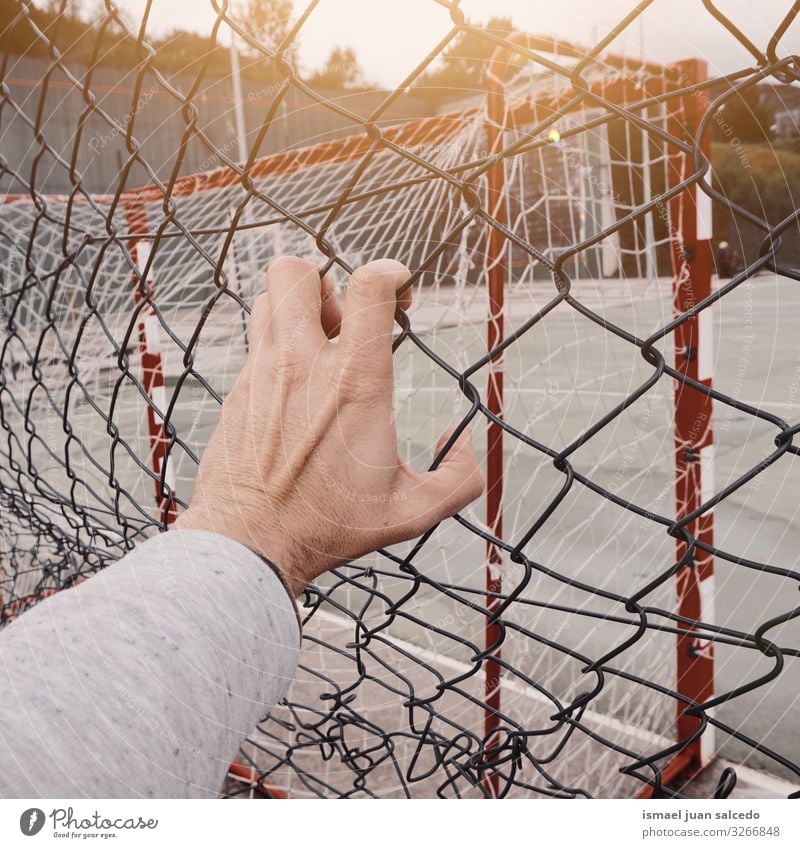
<box><xmin>174</xmin><ymin>256</ymin><xmax>483</xmax><ymax>596</ymax></box>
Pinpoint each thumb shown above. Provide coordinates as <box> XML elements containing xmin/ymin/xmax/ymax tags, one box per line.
<box><xmin>399</xmin><ymin>427</ymin><xmax>484</xmax><ymax>536</ymax></box>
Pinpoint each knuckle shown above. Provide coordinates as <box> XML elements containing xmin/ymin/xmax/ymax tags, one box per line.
<box><xmin>349</xmin><ymin>264</ymin><xmax>402</xmax><ymax>298</ymax></box>
<box><xmin>226</xmin><ymin>366</ymin><xmax>254</xmax><ymax>405</ymax></box>
<box><xmin>268</xmin><ymin>255</ymin><xmax>316</xmax><ymax>279</ymax></box>
<box><xmin>336</xmin><ymin>364</ymin><xmax>364</xmax><ymax>402</ymax></box>
<box><xmin>252</xmin><ymin>291</ymin><xmax>270</xmax><ymax>313</ymax></box>
<box><xmin>249</xmin><ymin>291</ymin><xmax>270</xmax><ymax>327</ymax></box>
<box><xmin>275</xmin><ymin>348</ymin><xmax>308</xmax><ymax>380</ymax></box>
<box><xmin>336</xmin><ymin>349</ymin><xmax>387</xmax><ymax>403</ymax></box>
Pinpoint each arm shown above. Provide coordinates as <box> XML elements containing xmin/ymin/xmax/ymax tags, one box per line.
<box><xmin>0</xmin><ymin>257</ymin><xmax>483</xmax><ymax>798</ymax></box>
<box><xmin>0</xmin><ymin>531</ymin><xmax>298</xmax><ymax>798</ymax></box>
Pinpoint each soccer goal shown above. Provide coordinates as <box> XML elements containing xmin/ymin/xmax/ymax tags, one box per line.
<box><xmin>2</xmin><ymin>3</ymin><xmax>800</xmax><ymax>800</ymax></box>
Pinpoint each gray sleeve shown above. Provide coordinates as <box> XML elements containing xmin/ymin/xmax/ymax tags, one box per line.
<box><xmin>0</xmin><ymin>530</ymin><xmax>300</xmax><ymax>798</ymax></box>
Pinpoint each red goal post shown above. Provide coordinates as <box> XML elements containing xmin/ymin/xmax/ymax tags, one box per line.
<box><xmin>482</xmin><ymin>35</ymin><xmax>715</xmax><ymax>795</ymax></box>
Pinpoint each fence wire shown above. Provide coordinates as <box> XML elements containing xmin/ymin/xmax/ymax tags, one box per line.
<box><xmin>2</xmin><ymin>0</ymin><xmax>800</xmax><ymax>799</ymax></box>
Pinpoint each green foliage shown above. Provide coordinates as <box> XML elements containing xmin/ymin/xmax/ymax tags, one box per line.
<box><xmin>0</xmin><ymin>0</ymin><xmax>374</xmax><ymax>90</ymax></box>
<box><xmin>712</xmin><ymin>140</ymin><xmax>800</xmax><ymax>265</ymax></box>
<box><xmin>1</xmin><ymin>0</ymin><xmax>82</xmax><ymax>59</ymax></box>
<box><xmin>713</xmin><ymin>84</ymin><xmax>775</xmax><ymax>144</ymax></box>
<box><xmin>772</xmin><ymin>136</ymin><xmax>800</xmax><ymax>156</ymax></box>
<box><xmin>243</xmin><ymin>0</ymin><xmax>297</xmax><ymax>72</ymax></box>
<box><xmin>307</xmin><ymin>45</ymin><xmax>364</xmax><ymax>90</ymax></box>
<box><xmin>245</xmin><ymin>0</ymin><xmax>292</xmax><ymax>48</ymax></box>
<box><xmin>1</xmin><ymin>0</ymin><xmax>221</xmax><ymax>75</ymax></box>
<box><xmin>155</xmin><ymin>29</ymin><xmax>232</xmax><ymax>79</ymax></box>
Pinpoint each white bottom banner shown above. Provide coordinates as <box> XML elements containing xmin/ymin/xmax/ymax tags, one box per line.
<box><xmin>0</xmin><ymin>799</ymin><xmax>797</xmax><ymax>848</ymax></box>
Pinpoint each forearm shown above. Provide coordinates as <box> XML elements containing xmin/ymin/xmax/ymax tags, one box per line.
<box><xmin>0</xmin><ymin>531</ymin><xmax>299</xmax><ymax>798</ymax></box>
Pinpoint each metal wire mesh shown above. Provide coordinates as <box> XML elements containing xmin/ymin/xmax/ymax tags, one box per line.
<box><xmin>2</xmin><ymin>0</ymin><xmax>800</xmax><ymax>799</ymax></box>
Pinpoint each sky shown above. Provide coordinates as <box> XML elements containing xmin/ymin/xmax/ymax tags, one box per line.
<box><xmin>124</xmin><ymin>0</ymin><xmax>800</xmax><ymax>87</ymax></box>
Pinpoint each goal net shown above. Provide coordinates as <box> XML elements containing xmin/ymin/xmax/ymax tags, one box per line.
<box><xmin>2</xmin><ymin>2</ymin><xmax>800</xmax><ymax>799</ymax></box>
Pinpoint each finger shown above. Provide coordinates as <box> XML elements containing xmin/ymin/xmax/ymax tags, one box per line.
<box><xmin>397</xmin><ymin>282</ymin><xmax>412</xmax><ymax>313</ymax></box>
<box><xmin>252</xmin><ymin>263</ymin><xmax>341</xmax><ymax>342</ymax></box>
<box><xmin>248</xmin><ymin>288</ymin><xmax>272</xmax><ymax>354</ymax></box>
<box><xmin>321</xmin><ymin>269</ymin><xmax>410</xmax><ymax>341</ymax></box>
<box><xmin>398</xmin><ymin>427</ymin><xmax>484</xmax><ymax>536</ymax></box>
<box><xmin>320</xmin><ymin>271</ymin><xmax>342</xmax><ymax>339</ymax></box>
<box><xmin>265</xmin><ymin>255</ymin><xmax>326</xmax><ymax>346</ymax></box>
<box><xmin>339</xmin><ymin>259</ymin><xmax>410</xmax><ymax>368</ymax></box>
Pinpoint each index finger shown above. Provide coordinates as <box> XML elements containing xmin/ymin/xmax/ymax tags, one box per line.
<box><xmin>338</xmin><ymin>259</ymin><xmax>411</xmax><ymax>367</ymax></box>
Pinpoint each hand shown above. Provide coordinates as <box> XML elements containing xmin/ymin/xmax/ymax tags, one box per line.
<box><xmin>174</xmin><ymin>256</ymin><xmax>484</xmax><ymax>596</ymax></box>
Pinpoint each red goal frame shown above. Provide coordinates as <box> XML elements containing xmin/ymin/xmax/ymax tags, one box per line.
<box><xmin>483</xmin><ymin>34</ymin><xmax>715</xmax><ymax>796</ymax></box>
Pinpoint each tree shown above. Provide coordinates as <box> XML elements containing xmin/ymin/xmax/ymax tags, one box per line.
<box><xmin>715</xmin><ymin>84</ymin><xmax>775</xmax><ymax>144</ymax></box>
<box><xmin>245</xmin><ymin>0</ymin><xmax>293</xmax><ymax>51</ymax></box>
<box><xmin>712</xmin><ymin>140</ymin><xmax>800</xmax><ymax>265</ymax></box>
<box><xmin>415</xmin><ymin>16</ymin><xmax>513</xmax><ymax>100</ymax></box>
<box><xmin>0</xmin><ymin>0</ymin><xmax>94</xmax><ymax>61</ymax></box>
<box><xmin>308</xmin><ymin>46</ymin><xmax>364</xmax><ymax>90</ymax></box>
<box><xmin>157</xmin><ymin>29</ymin><xmax>230</xmax><ymax>78</ymax></box>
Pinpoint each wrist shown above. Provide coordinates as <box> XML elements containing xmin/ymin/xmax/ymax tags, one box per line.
<box><xmin>172</xmin><ymin>505</ymin><xmax>308</xmax><ymax>597</ymax></box>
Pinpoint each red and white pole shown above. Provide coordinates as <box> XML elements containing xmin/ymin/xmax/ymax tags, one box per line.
<box><xmin>483</xmin><ymin>37</ymin><xmax>521</xmax><ymax>799</ymax></box>
<box><xmin>669</xmin><ymin>58</ymin><xmax>715</xmax><ymax>773</ymax></box>
<box><xmin>124</xmin><ymin>201</ymin><xmax>177</xmax><ymax>525</ymax></box>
